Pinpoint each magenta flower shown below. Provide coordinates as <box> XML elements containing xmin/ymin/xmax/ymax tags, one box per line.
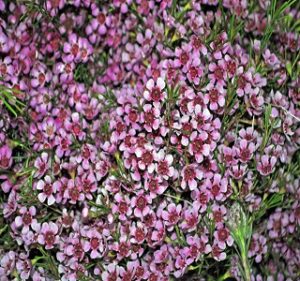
<box><xmin>154</xmin><ymin>150</ymin><xmax>175</xmax><ymax>180</ymax></box>
<box><xmin>187</xmin><ymin>58</ymin><xmax>203</xmax><ymax>85</ymax></box>
<box><xmin>257</xmin><ymin>155</ymin><xmax>277</xmax><ymax>176</ymax></box>
<box><xmin>36</xmin><ymin>176</ymin><xmax>57</xmax><ymax>206</ymax></box>
<box><xmin>181</xmin><ymin>164</ymin><xmax>202</xmax><ymax>190</ymax></box>
<box><xmin>144</xmin><ymin>175</ymin><xmax>168</xmax><ymax>198</ymax></box>
<box><xmin>214</xmin><ymin>225</ymin><xmax>233</xmax><ymax>249</ymax></box>
<box><xmin>46</xmin><ymin>0</ymin><xmax>65</xmax><ymax>16</ymax></box>
<box><xmin>161</xmin><ymin>203</ymin><xmax>182</xmax><ymax>228</ymax></box>
<box><xmin>143</xmin><ymin>77</ymin><xmax>166</xmax><ymax>105</ymax></box>
<box><xmin>191</xmin><ymin>188</ymin><xmax>211</xmax><ymax>213</ymax></box>
<box><xmin>0</xmin><ymin>145</ymin><xmax>12</xmax><ymax>169</ymax></box>
<box><xmin>82</xmin><ymin>229</ymin><xmax>105</xmax><ymax>259</ymax></box>
<box><xmin>65</xmin><ymin>179</ymin><xmax>85</xmax><ymax>204</ymax></box>
<box><xmin>211</xmin><ymin>244</ymin><xmax>226</xmax><ymax>261</ymax></box>
<box><xmin>189</xmin><ymin>132</ymin><xmax>210</xmax><ymax>163</ymax></box>
<box><xmin>135</xmin><ymin>146</ymin><xmax>155</xmax><ymax>173</ymax></box>
<box><xmin>180</xmin><ymin>208</ymin><xmax>199</xmax><ymax>232</ymax></box>
<box><xmin>0</xmin><ymin>56</ymin><xmax>14</xmax><ymax>81</ymax></box>
<box><xmin>113</xmin><ymin>0</ymin><xmax>131</xmax><ymax>13</ymax></box>
<box><xmin>112</xmin><ymin>193</ymin><xmax>132</xmax><ymax>221</ymax></box>
<box><xmin>222</xmin><ymin>146</ymin><xmax>237</xmax><ymax>166</ymax></box>
<box><xmin>205</xmin><ymin>174</ymin><xmax>228</xmax><ymax>201</ymax></box>
<box><xmin>30</xmin><ymin>63</ymin><xmax>52</xmax><ymax>88</ymax></box>
<box><xmin>37</xmin><ymin>222</ymin><xmax>59</xmax><ymax>249</ymax></box>
<box><xmin>130</xmin><ymin>222</ymin><xmax>147</xmax><ymax>244</ymax></box>
<box><xmin>248</xmin><ymin>233</ymin><xmax>267</xmax><ymax>263</ymax></box>
<box><xmin>15</xmin><ymin>253</ymin><xmax>31</xmax><ymax>280</ymax></box>
<box><xmin>64</xmin><ymin>112</ymin><xmax>86</xmax><ymax>141</ymax></box>
<box><xmin>185</xmin><ymin>234</ymin><xmax>211</xmax><ymax>261</ymax></box>
<box><xmin>101</xmin><ymin>263</ymin><xmax>121</xmax><ymax>281</ymax></box>
<box><xmin>174</xmin><ymin>43</ymin><xmax>192</xmax><ymax>72</ymax></box>
<box><xmin>0</xmin><ymin>251</ymin><xmax>15</xmax><ymax>277</ymax></box>
<box><xmin>14</xmin><ymin>206</ymin><xmax>38</xmax><ymax>234</ymax></box>
<box><xmin>34</xmin><ymin>152</ymin><xmax>50</xmax><ymax>178</ymax></box>
<box><xmin>235</xmin><ymin>139</ymin><xmax>256</xmax><ymax>163</ymax></box>
<box><xmin>204</xmin><ymin>83</ymin><xmax>226</xmax><ymax>111</ymax></box>
<box><xmin>141</xmin><ymin>103</ymin><xmax>161</xmax><ymax>132</ymax></box>
<box><xmin>131</xmin><ymin>193</ymin><xmax>152</xmax><ymax>218</ymax></box>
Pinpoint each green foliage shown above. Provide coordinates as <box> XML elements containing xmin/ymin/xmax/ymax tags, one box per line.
<box><xmin>261</xmin><ymin>0</ymin><xmax>298</xmax><ymax>50</ymax></box>
<box><xmin>228</xmin><ymin>203</ymin><xmax>252</xmax><ymax>281</ymax></box>
<box><xmin>0</xmin><ymin>84</ymin><xmax>25</xmax><ymax>117</ymax></box>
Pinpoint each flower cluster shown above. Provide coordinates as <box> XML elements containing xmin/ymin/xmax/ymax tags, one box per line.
<box><xmin>0</xmin><ymin>0</ymin><xmax>299</xmax><ymax>280</ymax></box>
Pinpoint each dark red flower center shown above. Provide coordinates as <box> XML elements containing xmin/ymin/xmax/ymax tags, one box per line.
<box><xmin>90</xmin><ymin>237</ymin><xmax>99</xmax><ymax>249</ymax></box>
<box><xmin>184</xmin><ymin>166</ymin><xmax>196</xmax><ymax>181</ymax></box>
<box><xmin>22</xmin><ymin>212</ymin><xmax>32</xmax><ymax>225</ymax></box>
<box><xmin>45</xmin><ymin>231</ymin><xmax>55</xmax><ymax>245</ymax></box>
<box><xmin>180</xmin><ymin>52</ymin><xmax>189</xmax><ymax>65</ymax></box>
<box><xmin>150</xmin><ymin>87</ymin><xmax>162</xmax><ymax>102</ymax></box>
<box><xmin>142</xmin><ymin>151</ymin><xmax>153</xmax><ymax>165</ymax></box>
<box><xmin>211</xmin><ymin>184</ymin><xmax>220</xmax><ymax>197</ymax></box>
<box><xmin>44</xmin><ymin>183</ymin><xmax>53</xmax><ymax>196</ymax></box>
<box><xmin>218</xmin><ymin>228</ymin><xmax>229</xmax><ymax>241</ymax></box>
<box><xmin>119</xmin><ymin>202</ymin><xmax>128</xmax><ymax>214</ymax></box>
<box><xmin>209</xmin><ymin>89</ymin><xmax>219</xmax><ymax>103</ymax></box>
<box><xmin>157</xmin><ymin>161</ymin><xmax>169</xmax><ymax>176</ymax></box>
<box><xmin>119</xmin><ymin>242</ymin><xmax>129</xmax><ymax>256</ymax></box>
<box><xmin>71</xmin><ymin>44</ymin><xmax>79</xmax><ymax>56</ymax></box>
<box><xmin>136</xmin><ymin>196</ymin><xmax>147</xmax><ymax>210</ymax></box>
<box><xmin>97</xmin><ymin>13</ymin><xmax>106</xmax><ymax>24</ymax></box>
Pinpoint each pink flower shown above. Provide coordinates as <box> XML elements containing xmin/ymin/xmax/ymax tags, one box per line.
<box><xmin>130</xmin><ymin>222</ymin><xmax>147</xmax><ymax>244</ymax></box>
<box><xmin>257</xmin><ymin>155</ymin><xmax>277</xmax><ymax>176</ymax></box>
<box><xmin>205</xmin><ymin>174</ymin><xmax>228</xmax><ymax>201</ymax></box>
<box><xmin>185</xmin><ymin>234</ymin><xmax>211</xmax><ymax>261</ymax></box>
<box><xmin>37</xmin><ymin>222</ymin><xmax>59</xmax><ymax>249</ymax></box>
<box><xmin>30</xmin><ymin>63</ymin><xmax>52</xmax><ymax>88</ymax></box>
<box><xmin>144</xmin><ymin>175</ymin><xmax>168</xmax><ymax>198</ymax></box>
<box><xmin>64</xmin><ymin>112</ymin><xmax>86</xmax><ymax>141</ymax></box>
<box><xmin>143</xmin><ymin>77</ymin><xmax>166</xmax><ymax>105</ymax></box>
<box><xmin>249</xmin><ymin>233</ymin><xmax>267</xmax><ymax>263</ymax></box>
<box><xmin>181</xmin><ymin>164</ymin><xmax>202</xmax><ymax>190</ymax></box>
<box><xmin>187</xmin><ymin>58</ymin><xmax>203</xmax><ymax>85</ymax></box>
<box><xmin>141</xmin><ymin>104</ymin><xmax>161</xmax><ymax>132</ymax></box>
<box><xmin>14</xmin><ymin>206</ymin><xmax>38</xmax><ymax>234</ymax></box>
<box><xmin>0</xmin><ymin>145</ymin><xmax>12</xmax><ymax>169</ymax></box>
<box><xmin>189</xmin><ymin>132</ymin><xmax>211</xmax><ymax>163</ymax></box>
<box><xmin>235</xmin><ymin>139</ymin><xmax>256</xmax><ymax>163</ymax></box>
<box><xmin>204</xmin><ymin>83</ymin><xmax>226</xmax><ymax>111</ymax></box>
<box><xmin>154</xmin><ymin>150</ymin><xmax>175</xmax><ymax>180</ymax></box>
<box><xmin>36</xmin><ymin>176</ymin><xmax>57</xmax><ymax>206</ymax></box>
<box><xmin>211</xmin><ymin>244</ymin><xmax>226</xmax><ymax>261</ymax></box>
<box><xmin>214</xmin><ymin>225</ymin><xmax>233</xmax><ymax>249</ymax></box>
<box><xmin>34</xmin><ymin>152</ymin><xmax>50</xmax><ymax>178</ymax></box>
<box><xmin>131</xmin><ymin>193</ymin><xmax>152</xmax><ymax>218</ymax></box>
<box><xmin>83</xmin><ymin>229</ymin><xmax>105</xmax><ymax>259</ymax></box>
<box><xmin>112</xmin><ymin>193</ymin><xmax>132</xmax><ymax>221</ymax></box>
<box><xmin>161</xmin><ymin>203</ymin><xmax>182</xmax><ymax>228</ymax></box>
<box><xmin>101</xmin><ymin>263</ymin><xmax>121</xmax><ymax>281</ymax></box>
<box><xmin>65</xmin><ymin>179</ymin><xmax>85</xmax><ymax>204</ymax></box>
<box><xmin>191</xmin><ymin>188</ymin><xmax>211</xmax><ymax>213</ymax></box>
<box><xmin>180</xmin><ymin>208</ymin><xmax>199</xmax><ymax>231</ymax></box>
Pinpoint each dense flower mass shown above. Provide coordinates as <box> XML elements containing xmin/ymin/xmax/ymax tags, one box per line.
<box><xmin>0</xmin><ymin>0</ymin><xmax>300</xmax><ymax>280</ymax></box>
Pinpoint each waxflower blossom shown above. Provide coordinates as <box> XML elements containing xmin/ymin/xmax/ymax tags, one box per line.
<box><xmin>181</xmin><ymin>164</ymin><xmax>202</xmax><ymax>190</ymax></box>
<box><xmin>0</xmin><ymin>0</ymin><xmax>299</xmax><ymax>280</ymax></box>
<box><xmin>143</xmin><ymin>77</ymin><xmax>166</xmax><ymax>105</ymax></box>
<box><xmin>0</xmin><ymin>144</ymin><xmax>12</xmax><ymax>169</ymax></box>
<box><xmin>257</xmin><ymin>155</ymin><xmax>277</xmax><ymax>176</ymax></box>
<box><xmin>14</xmin><ymin>206</ymin><xmax>38</xmax><ymax>234</ymax></box>
<box><xmin>36</xmin><ymin>176</ymin><xmax>57</xmax><ymax>206</ymax></box>
<box><xmin>37</xmin><ymin>222</ymin><xmax>59</xmax><ymax>249</ymax></box>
